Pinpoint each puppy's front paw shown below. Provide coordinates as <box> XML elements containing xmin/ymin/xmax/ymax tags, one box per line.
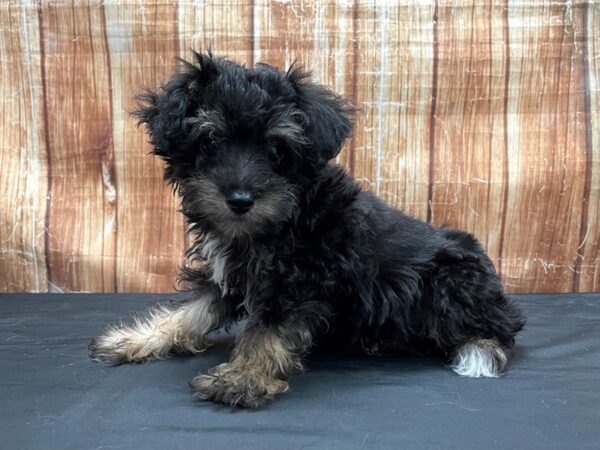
<box><xmin>88</xmin><ymin>326</ymin><xmax>165</xmax><ymax>366</ymax></box>
<box><xmin>89</xmin><ymin>327</ymin><xmax>212</xmax><ymax>366</ymax></box>
<box><xmin>190</xmin><ymin>362</ymin><xmax>289</xmax><ymax>408</ymax></box>
<box><xmin>88</xmin><ymin>335</ymin><xmax>132</xmax><ymax>366</ymax></box>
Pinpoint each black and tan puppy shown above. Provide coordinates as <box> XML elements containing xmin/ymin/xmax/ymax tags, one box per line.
<box><xmin>89</xmin><ymin>51</ymin><xmax>525</xmax><ymax>408</ymax></box>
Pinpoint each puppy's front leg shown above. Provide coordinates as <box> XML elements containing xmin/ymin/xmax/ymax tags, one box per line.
<box><xmin>89</xmin><ymin>286</ymin><xmax>229</xmax><ymax>365</ymax></box>
<box><xmin>191</xmin><ymin>318</ymin><xmax>312</xmax><ymax>408</ymax></box>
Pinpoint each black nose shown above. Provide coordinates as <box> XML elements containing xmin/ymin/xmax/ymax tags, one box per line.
<box><xmin>226</xmin><ymin>191</ymin><xmax>255</xmax><ymax>214</ymax></box>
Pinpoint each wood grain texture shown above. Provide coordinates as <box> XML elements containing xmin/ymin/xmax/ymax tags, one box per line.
<box><xmin>0</xmin><ymin>0</ymin><xmax>598</xmax><ymax>293</ymax></box>
<box><xmin>576</xmin><ymin>0</ymin><xmax>599</xmax><ymax>291</ymax></box>
<box><xmin>40</xmin><ymin>0</ymin><xmax>116</xmax><ymax>292</ymax></box>
<box><xmin>429</xmin><ymin>1</ymin><xmax>509</xmax><ymax>265</ymax></box>
<box><xmin>0</xmin><ymin>1</ymin><xmax>48</xmax><ymax>292</ymax></box>
<box><xmin>104</xmin><ymin>1</ymin><xmax>184</xmax><ymax>292</ymax></box>
<box><xmin>178</xmin><ymin>0</ymin><xmax>254</xmax><ymax>63</ymax></box>
<box><xmin>346</xmin><ymin>2</ymin><xmax>435</xmax><ymax>221</ymax></box>
<box><xmin>501</xmin><ymin>0</ymin><xmax>589</xmax><ymax>292</ymax></box>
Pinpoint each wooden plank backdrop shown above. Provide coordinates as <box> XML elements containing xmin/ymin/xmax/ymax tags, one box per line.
<box><xmin>0</xmin><ymin>0</ymin><xmax>598</xmax><ymax>293</ymax></box>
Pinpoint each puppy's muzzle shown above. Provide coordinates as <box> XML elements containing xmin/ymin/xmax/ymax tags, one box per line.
<box><xmin>226</xmin><ymin>190</ymin><xmax>255</xmax><ymax>215</ymax></box>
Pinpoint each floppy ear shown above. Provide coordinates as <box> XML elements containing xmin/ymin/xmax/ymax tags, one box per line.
<box><xmin>133</xmin><ymin>51</ymin><xmax>220</xmax><ymax>182</ymax></box>
<box><xmin>287</xmin><ymin>67</ymin><xmax>354</xmax><ymax>165</ymax></box>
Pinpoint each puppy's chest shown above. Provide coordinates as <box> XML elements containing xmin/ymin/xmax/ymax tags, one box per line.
<box><xmin>204</xmin><ymin>242</ymin><xmax>337</xmax><ymax>294</ymax></box>
<box><xmin>198</xmin><ymin>237</ymin><xmax>239</xmax><ymax>295</ymax></box>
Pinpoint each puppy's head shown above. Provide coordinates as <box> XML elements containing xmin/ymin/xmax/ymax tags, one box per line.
<box><xmin>134</xmin><ymin>51</ymin><xmax>353</xmax><ymax>238</ymax></box>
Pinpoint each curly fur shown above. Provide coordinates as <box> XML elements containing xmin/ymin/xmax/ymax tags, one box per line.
<box><xmin>90</xmin><ymin>51</ymin><xmax>526</xmax><ymax>408</ymax></box>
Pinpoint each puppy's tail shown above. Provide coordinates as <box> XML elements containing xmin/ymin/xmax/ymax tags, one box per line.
<box><xmin>450</xmin><ymin>338</ymin><xmax>509</xmax><ymax>378</ymax></box>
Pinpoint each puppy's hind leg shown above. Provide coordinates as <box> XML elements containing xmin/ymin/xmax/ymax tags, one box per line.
<box><xmin>89</xmin><ymin>288</ymin><xmax>227</xmax><ymax>365</ymax></box>
<box><xmin>429</xmin><ymin>229</ymin><xmax>526</xmax><ymax>378</ymax></box>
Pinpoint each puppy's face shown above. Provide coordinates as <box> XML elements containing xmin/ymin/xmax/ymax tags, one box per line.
<box><xmin>179</xmin><ymin>136</ymin><xmax>299</xmax><ymax>238</ymax></box>
<box><xmin>135</xmin><ymin>52</ymin><xmax>353</xmax><ymax>239</ymax></box>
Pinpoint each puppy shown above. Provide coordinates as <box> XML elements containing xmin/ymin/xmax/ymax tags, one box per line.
<box><xmin>89</xmin><ymin>51</ymin><xmax>525</xmax><ymax>408</ymax></box>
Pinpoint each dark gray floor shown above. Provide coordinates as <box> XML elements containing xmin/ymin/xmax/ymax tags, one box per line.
<box><xmin>1</xmin><ymin>293</ymin><xmax>599</xmax><ymax>449</ymax></box>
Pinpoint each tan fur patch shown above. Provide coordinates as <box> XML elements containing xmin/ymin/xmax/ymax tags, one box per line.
<box><xmin>233</xmin><ymin>327</ymin><xmax>306</xmax><ymax>377</ymax></box>
<box><xmin>91</xmin><ymin>292</ymin><xmax>222</xmax><ymax>364</ymax></box>
<box><xmin>193</xmin><ymin>360</ymin><xmax>290</xmax><ymax>401</ymax></box>
<box><xmin>190</xmin><ymin>323</ymin><xmax>311</xmax><ymax>407</ymax></box>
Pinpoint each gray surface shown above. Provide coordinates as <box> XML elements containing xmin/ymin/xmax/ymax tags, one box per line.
<box><xmin>0</xmin><ymin>293</ymin><xmax>599</xmax><ymax>449</ymax></box>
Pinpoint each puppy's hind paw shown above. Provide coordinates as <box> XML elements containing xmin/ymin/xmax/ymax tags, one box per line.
<box><xmin>190</xmin><ymin>363</ymin><xmax>289</xmax><ymax>408</ymax></box>
<box><xmin>450</xmin><ymin>338</ymin><xmax>508</xmax><ymax>378</ymax></box>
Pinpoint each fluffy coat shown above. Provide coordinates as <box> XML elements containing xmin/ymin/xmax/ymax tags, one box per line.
<box><xmin>89</xmin><ymin>51</ymin><xmax>525</xmax><ymax>408</ymax></box>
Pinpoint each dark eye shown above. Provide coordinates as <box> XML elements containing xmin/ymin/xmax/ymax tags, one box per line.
<box><xmin>203</xmin><ymin>141</ymin><xmax>218</xmax><ymax>158</ymax></box>
<box><xmin>268</xmin><ymin>145</ymin><xmax>294</xmax><ymax>173</ymax></box>
<box><xmin>267</xmin><ymin>145</ymin><xmax>281</xmax><ymax>164</ymax></box>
